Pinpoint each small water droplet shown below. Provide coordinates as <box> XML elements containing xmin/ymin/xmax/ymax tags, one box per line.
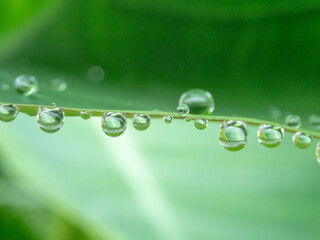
<box><xmin>80</xmin><ymin>110</ymin><xmax>92</xmax><ymax>120</ymax></box>
<box><xmin>51</xmin><ymin>78</ymin><xmax>67</xmax><ymax>92</ymax></box>
<box><xmin>163</xmin><ymin>116</ymin><xmax>173</xmax><ymax>124</ymax></box>
<box><xmin>285</xmin><ymin>114</ymin><xmax>301</xmax><ymax>128</ymax></box>
<box><xmin>292</xmin><ymin>132</ymin><xmax>312</xmax><ymax>149</ymax></box>
<box><xmin>0</xmin><ymin>82</ymin><xmax>10</xmax><ymax>90</ymax></box>
<box><xmin>257</xmin><ymin>124</ymin><xmax>284</xmax><ymax>148</ymax></box>
<box><xmin>14</xmin><ymin>74</ymin><xmax>39</xmax><ymax>96</ymax></box>
<box><xmin>37</xmin><ymin>108</ymin><xmax>65</xmax><ymax>133</ymax></box>
<box><xmin>179</xmin><ymin>89</ymin><xmax>214</xmax><ymax>115</ymax></box>
<box><xmin>177</xmin><ymin>104</ymin><xmax>189</xmax><ymax>116</ymax></box>
<box><xmin>269</xmin><ymin>106</ymin><xmax>282</xmax><ymax>119</ymax></box>
<box><xmin>88</xmin><ymin>66</ymin><xmax>104</xmax><ymax>83</ymax></box>
<box><xmin>219</xmin><ymin>121</ymin><xmax>247</xmax><ymax>151</ymax></box>
<box><xmin>185</xmin><ymin>118</ymin><xmax>191</xmax><ymax>122</ymax></box>
<box><xmin>132</xmin><ymin>114</ymin><xmax>150</xmax><ymax>131</ymax></box>
<box><xmin>194</xmin><ymin>119</ymin><xmax>208</xmax><ymax>130</ymax></box>
<box><xmin>0</xmin><ymin>104</ymin><xmax>18</xmax><ymax>122</ymax></box>
<box><xmin>101</xmin><ymin>112</ymin><xmax>127</xmax><ymax>137</ymax></box>
<box><xmin>51</xmin><ymin>103</ymin><xmax>56</xmax><ymax>108</ymax></box>
<box><xmin>309</xmin><ymin>114</ymin><xmax>320</xmax><ymax>130</ymax></box>
<box><xmin>316</xmin><ymin>142</ymin><xmax>320</xmax><ymax>164</ymax></box>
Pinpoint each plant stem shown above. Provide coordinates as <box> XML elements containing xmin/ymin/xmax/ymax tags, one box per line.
<box><xmin>6</xmin><ymin>103</ymin><xmax>320</xmax><ymax>140</ymax></box>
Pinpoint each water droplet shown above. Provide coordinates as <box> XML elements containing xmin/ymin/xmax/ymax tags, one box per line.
<box><xmin>177</xmin><ymin>104</ymin><xmax>189</xmax><ymax>116</ymax></box>
<box><xmin>101</xmin><ymin>112</ymin><xmax>127</xmax><ymax>137</ymax></box>
<box><xmin>51</xmin><ymin>103</ymin><xmax>56</xmax><ymax>108</ymax></box>
<box><xmin>179</xmin><ymin>89</ymin><xmax>214</xmax><ymax>115</ymax></box>
<box><xmin>88</xmin><ymin>66</ymin><xmax>104</xmax><ymax>83</ymax></box>
<box><xmin>14</xmin><ymin>74</ymin><xmax>39</xmax><ymax>96</ymax></box>
<box><xmin>37</xmin><ymin>108</ymin><xmax>65</xmax><ymax>133</ymax></box>
<box><xmin>309</xmin><ymin>114</ymin><xmax>320</xmax><ymax>130</ymax></box>
<box><xmin>163</xmin><ymin>116</ymin><xmax>173</xmax><ymax>124</ymax></box>
<box><xmin>285</xmin><ymin>114</ymin><xmax>301</xmax><ymax>128</ymax></box>
<box><xmin>51</xmin><ymin>78</ymin><xmax>67</xmax><ymax>92</ymax></box>
<box><xmin>132</xmin><ymin>114</ymin><xmax>150</xmax><ymax>131</ymax></box>
<box><xmin>316</xmin><ymin>142</ymin><xmax>320</xmax><ymax>164</ymax></box>
<box><xmin>0</xmin><ymin>104</ymin><xmax>18</xmax><ymax>122</ymax></box>
<box><xmin>80</xmin><ymin>110</ymin><xmax>92</xmax><ymax>120</ymax></box>
<box><xmin>0</xmin><ymin>82</ymin><xmax>10</xmax><ymax>90</ymax></box>
<box><xmin>194</xmin><ymin>119</ymin><xmax>208</xmax><ymax>130</ymax></box>
<box><xmin>292</xmin><ymin>132</ymin><xmax>312</xmax><ymax>149</ymax></box>
<box><xmin>269</xmin><ymin>106</ymin><xmax>282</xmax><ymax>119</ymax></box>
<box><xmin>257</xmin><ymin>124</ymin><xmax>284</xmax><ymax>148</ymax></box>
<box><xmin>219</xmin><ymin>121</ymin><xmax>247</xmax><ymax>151</ymax></box>
<box><xmin>185</xmin><ymin>118</ymin><xmax>191</xmax><ymax>122</ymax></box>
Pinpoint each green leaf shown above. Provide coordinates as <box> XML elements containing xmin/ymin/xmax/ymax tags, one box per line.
<box><xmin>0</xmin><ymin>0</ymin><xmax>319</xmax><ymax>239</ymax></box>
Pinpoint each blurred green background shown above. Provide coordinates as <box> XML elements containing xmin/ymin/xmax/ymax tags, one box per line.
<box><xmin>0</xmin><ymin>0</ymin><xmax>319</xmax><ymax>239</ymax></box>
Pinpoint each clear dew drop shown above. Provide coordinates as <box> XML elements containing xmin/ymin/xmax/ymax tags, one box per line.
<box><xmin>285</xmin><ymin>114</ymin><xmax>301</xmax><ymax>128</ymax></box>
<box><xmin>292</xmin><ymin>132</ymin><xmax>312</xmax><ymax>149</ymax></box>
<box><xmin>37</xmin><ymin>108</ymin><xmax>65</xmax><ymax>133</ymax></box>
<box><xmin>101</xmin><ymin>112</ymin><xmax>127</xmax><ymax>137</ymax></box>
<box><xmin>132</xmin><ymin>114</ymin><xmax>150</xmax><ymax>131</ymax></box>
<box><xmin>51</xmin><ymin>78</ymin><xmax>67</xmax><ymax>92</ymax></box>
<box><xmin>194</xmin><ymin>119</ymin><xmax>208</xmax><ymax>130</ymax></box>
<box><xmin>0</xmin><ymin>104</ymin><xmax>19</xmax><ymax>122</ymax></box>
<box><xmin>88</xmin><ymin>66</ymin><xmax>105</xmax><ymax>83</ymax></box>
<box><xmin>14</xmin><ymin>74</ymin><xmax>39</xmax><ymax>96</ymax></box>
<box><xmin>80</xmin><ymin>110</ymin><xmax>92</xmax><ymax>120</ymax></box>
<box><xmin>177</xmin><ymin>104</ymin><xmax>189</xmax><ymax>116</ymax></box>
<box><xmin>179</xmin><ymin>88</ymin><xmax>214</xmax><ymax>115</ymax></box>
<box><xmin>51</xmin><ymin>102</ymin><xmax>56</xmax><ymax>108</ymax></box>
<box><xmin>316</xmin><ymin>142</ymin><xmax>320</xmax><ymax>164</ymax></box>
<box><xmin>0</xmin><ymin>82</ymin><xmax>10</xmax><ymax>90</ymax></box>
<box><xmin>163</xmin><ymin>116</ymin><xmax>173</xmax><ymax>124</ymax></box>
<box><xmin>257</xmin><ymin>124</ymin><xmax>284</xmax><ymax>148</ymax></box>
<box><xmin>219</xmin><ymin>121</ymin><xmax>247</xmax><ymax>151</ymax></box>
<box><xmin>309</xmin><ymin>114</ymin><xmax>320</xmax><ymax>130</ymax></box>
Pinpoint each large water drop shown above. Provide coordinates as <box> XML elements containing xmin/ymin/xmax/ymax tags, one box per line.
<box><xmin>292</xmin><ymin>132</ymin><xmax>312</xmax><ymax>149</ymax></box>
<box><xmin>88</xmin><ymin>66</ymin><xmax>104</xmax><ymax>83</ymax></box>
<box><xmin>37</xmin><ymin>108</ymin><xmax>65</xmax><ymax>133</ymax></box>
<box><xmin>132</xmin><ymin>114</ymin><xmax>150</xmax><ymax>131</ymax></box>
<box><xmin>285</xmin><ymin>114</ymin><xmax>301</xmax><ymax>128</ymax></box>
<box><xmin>101</xmin><ymin>112</ymin><xmax>127</xmax><ymax>137</ymax></box>
<box><xmin>194</xmin><ymin>119</ymin><xmax>208</xmax><ymax>130</ymax></box>
<box><xmin>0</xmin><ymin>104</ymin><xmax>18</xmax><ymax>122</ymax></box>
<box><xmin>257</xmin><ymin>124</ymin><xmax>284</xmax><ymax>148</ymax></box>
<box><xmin>179</xmin><ymin>89</ymin><xmax>214</xmax><ymax>115</ymax></box>
<box><xmin>14</xmin><ymin>74</ymin><xmax>39</xmax><ymax>96</ymax></box>
<box><xmin>219</xmin><ymin>121</ymin><xmax>247</xmax><ymax>151</ymax></box>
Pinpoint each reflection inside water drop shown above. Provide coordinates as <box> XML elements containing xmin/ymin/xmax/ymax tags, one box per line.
<box><xmin>257</xmin><ymin>124</ymin><xmax>284</xmax><ymax>148</ymax></box>
<box><xmin>177</xmin><ymin>104</ymin><xmax>189</xmax><ymax>116</ymax></box>
<box><xmin>101</xmin><ymin>112</ymin><xmax>127</xmax><ymax>137</ymax></box>
<box><xmin>219</xmin><ymin>121</ymin><xmax>247</xmax><ymax>151</ymax></box>
<box><xmin>80</xmin><ymin>110</ymin><xmax>92</xmax><ymax>120</ymax></box>
<box><xmin>37</xmin><ymin>108</ymin><xmax>65</xmax><ymax>133</ymax></box>
<box><xmin>292</xmin><ymin>132</ymin><xmax>312</xmax><ymax>149</ymax></box>
<box><xmin>0</xmin><ymin>104</ymin><xmax>18</xmax><ymax>122</ymax></box>
<box><xmin>194</xmin><ymin>119</ymin><xmax>208</xmax><ymax>130</ymax></box>
<box><xmin>132</xmin><ymin>114</ymin><xmax>150</xmax><ymax>131</ymax></box>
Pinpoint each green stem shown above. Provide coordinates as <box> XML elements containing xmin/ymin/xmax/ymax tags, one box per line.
<box><xmin>5</xmin><ymin>103</ymin><xmax>320</xmax><ymax>140</ymax></box>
